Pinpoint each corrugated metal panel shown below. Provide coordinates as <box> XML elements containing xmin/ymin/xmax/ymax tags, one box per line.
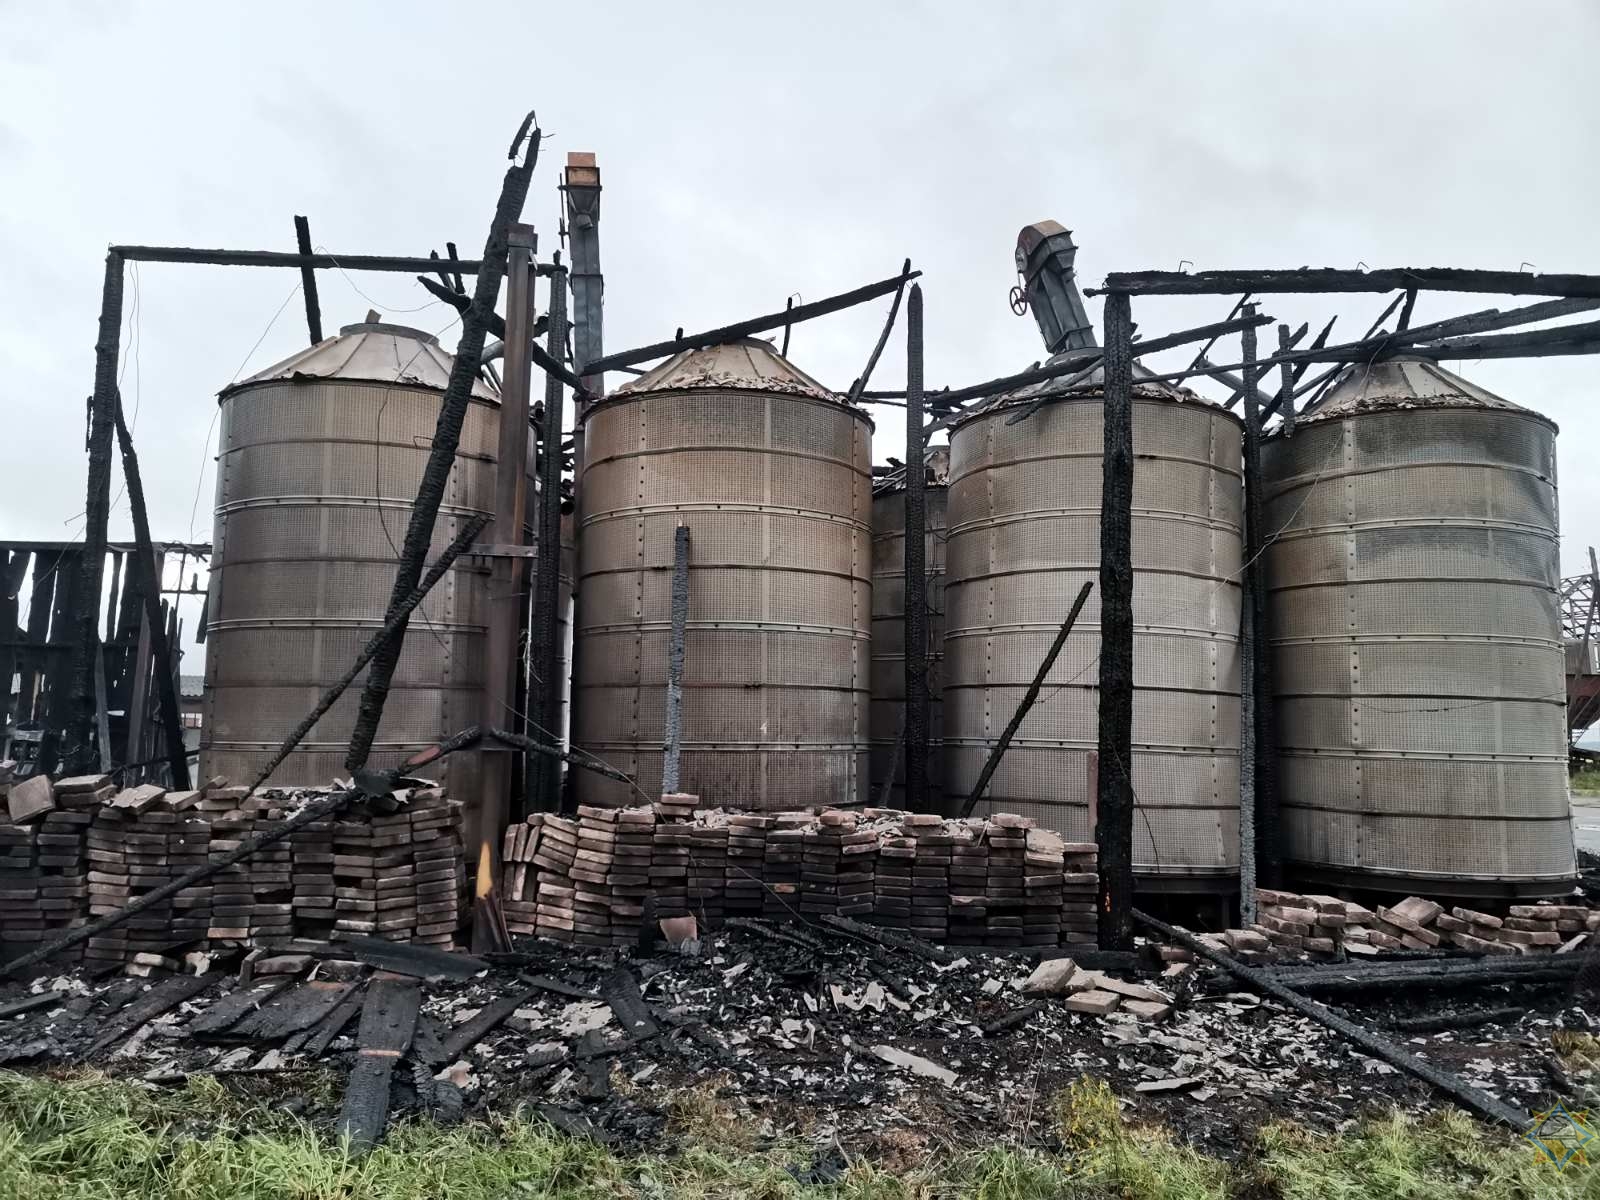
<box><xmin>1264</xmin><ymin>366</ymin><xmax>1575</xmax><ymax>891</ymax></box>
<box><xmin>944</xmin><ymin>387</ymin><xmax>1244</xmax><ymax>880</ymax></box>
<box><xmin>869</xmin><ymin>464</ymin><xmax>948</xmax><ymax>808</ymax></box>
<box><xmin>573</xmin><ymin>342</ymin><xmax>873</xmax><ymax>809</ymax></box>
<box><xmin>199</xmin><ymin>322</ymin><xmax>540</xmax><ymax>799</ymax></box>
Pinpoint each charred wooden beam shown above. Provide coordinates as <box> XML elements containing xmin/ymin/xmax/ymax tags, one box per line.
<box><xmin>1169</xmin><ymin>294</ymin><xmax>1251</xmax><ymax>387</ymax></box>
<box><xmin>54</xmin><ymin>251</ymin><xmax>123</xmax><ymax>774</ymax></box>
<box><xmin>484</xmin><ymin>229</ymin><xmax>537</xmax><ymax>847</ymax></box>
<box><xmin>579</xmin><ymin>266</ymin><xmax>920</xmax><ymax>376</ymax></box>
<box><xmin>959</xmin><ymin>581</ymin><xmax>1093</xmax><ymax>820</ymax></box>
<box><xmin>346</xmin><ymin>115</ymin><xmax>541</xmax><ymax>777</ymax></box>
<box><xmin>1406</xmin><ymin>318</ymin><xmax>1600</xmax><ymax>359</ymax></box>
<box><xmin>108</xmin><ymin>245</ymin><xmax>556</xmax><ymax>275</ymax></box>
<box><xmin>1238</xmin><ymin>308</ymin><xmax>1279</xmax><ymax>888</ymax></box>
<box><xmin>847</xmin><ymin>259</ymin><xmax>912</xmax><ymax>405</ymax></box>
<box><xmin>293</xmin><ymin>216</ymin><xmax>323</xmax><ymax>344</ymax></box>
<box><xmin>903</xmin><ymin>284</ymin><xmax>929</xmax><ymax>813</ymax></box>
<box><xmin>1096</xmin><ymin>291</ymin><xmax>1136</xmax><ymax>952</ymax></box>
<box><xmin>112</xmin><ymin>395</ymin><xmax>190</xmax><ymax>789</ymax></box>
<box><xmin>1135</xmin><ymin>909</ymin><xmax>1530</xmax><ymax>1127</ymax></box>
<box><xmin>528</xmin><ymin>261</ymin><xmax>568</xmax><ymax>812</ymax></box>
<box><xmin>1095</xmin><ymin>266</ymin><xmax>1600</xmax><ymax>299</ymax></box>
<box><xmin>418</xmin><ymin>274</ymin><xmax>507</xmax><ymax>340</ymax></box>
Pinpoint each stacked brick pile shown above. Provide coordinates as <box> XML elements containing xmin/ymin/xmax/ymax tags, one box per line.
<box><xmin>0</xmin><ymin>772</ymin><xmax>100</xmax><ymax>965</ymax></box>
<box><xmin>498</xmin><ymin>798</ymin><xmax>1101</xmax><ymax>950</ymax></box>
<box><xmin>1208</xmin><ymin>888</ymin><xmax>1600</xmax><ymax>963</ymax></box>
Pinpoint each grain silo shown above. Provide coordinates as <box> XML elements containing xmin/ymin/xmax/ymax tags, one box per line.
<box><xmin>1262</xmin><ymin>357</ymin><xmax>1576</xmax><ymax>895</ymax></box>
<box><xmin>944</xmin><ymin>366</ymin><xmax>1244</xmax><ymax>886</ymax></box>
<box><xmin>200</xmin><ymin>320</ymin><xmax>536</xmax><ymax>798</ymax></box>
<box><xmin>572</xmin><ymin>339</ymin><xmax>873</xmax><ymax>809</ymax></box>
<box><xmin>869</xmin><ymin>447</ymin><xmax>949</xmax><ymax>809</ymax></box>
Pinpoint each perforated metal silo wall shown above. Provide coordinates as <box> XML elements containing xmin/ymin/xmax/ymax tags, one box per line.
<box><xmin>200</xmin><ymin>378</ymin><xmax>525</xmax><ymax>796</ymax></box>
<box><xmin>573</xmin><ymin>388</ymin><xmax>873</xmax><ymax>808</ymax></box>
<box><xmin>869</xmin><ymin>484</ymin><xmax>947</xmax><ymax>808</ymax></box>
<box><xmin>944</xmin><ymin>393</ymin><xmax>1244</xmax><ymax>879</ymax></box>
<box><xmin>1262</xmin><ymin>407</ymin><xmax>1575</xmax><ymax>889</ymax></box>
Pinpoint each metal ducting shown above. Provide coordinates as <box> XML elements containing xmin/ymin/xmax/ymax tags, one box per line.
<box><xmin>1263</xmin><ymin>357</ymin><xmax>1575</xmax><ymax>895</ymax></box>
<box><xmin>572</xmin><ymin>339</ymin><xmax>873</xmax><ymax>809</ymax></box>
<box><xmin>200</xmin><ymin>321</ymin><xmax>538</xmax><ymax>799</ymax></box>
<box><xmin>944</xmin><ymin>366</ymin><xmax>1244</xmax><ymax>885</ymax></box>
<box><xmin>869</xmin><ymin>447</ymin><xmax>949</xmax><ymax>809</ymax></box>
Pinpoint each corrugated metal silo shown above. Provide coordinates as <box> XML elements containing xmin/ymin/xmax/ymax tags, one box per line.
<box><xmin>869</xmin><ymin>447</ymin><xmax>949</xmax><ymax>808</ymax></box>
<box><xmin>200</xmin><ymin>321</ymin><xmax>534</xmax><ymax>798</ymax></box>
<box><xmin>1262</xmin><ymin>357</ymin><xmax>1575</xmax><ymax>894</ymax></box>
<box><xmin>573</xmin><ymin>339</ymin><xmax>873</xmax><ymax>809</ymax></box>
<box><xmin>944</xmin><ymin>367</ymin><xmax>1244</xmax><ymax>884</ymax></box>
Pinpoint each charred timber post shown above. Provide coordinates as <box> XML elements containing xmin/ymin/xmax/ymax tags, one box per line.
<box><xmin>293</xmin><ymin>216</ymin><xmax>323</xmax><ymax>345</ymax></box>
<box><xmin>579</xmin><ymin>267</ymin><xmax>921</xmax><ymax>377</ymax></box>
<box><xmin>660</xmin><ymin>525</ymin><xmax>691</xmax><ymax>795</ymax></box>
<box><xmin>485</xmin><ymin>226</ymin><xmax>537</xmax><ymax>848</ymax></box>
<box><xmin>112</xmin><ymin>396</ymin><xmax>190</xmax><ymax>789</ymax></box>
<box><xmin>1278</xmin><ymin>322</ymin><xmax>1297</xmax><ymax>437</ymax></box>
<box><xmin>1239</xmin><ymin>309</ymin><xmax>1280</xmax><ymax>887</ymax></box>
<box><xmin>529</xmin><ymin>261</ymin><xmax>568</xmax><ymax>813</ymax></box>
<box><xmin>903</xmin><ymin>284</ymin><xmax>930</xmax><ymax>813</ymax></box>
<box><xmin>345</xmin><ymin>115</ymin><xmax>541</xmax><ymax>779</ymax></box>
<box><xmin>57</xmin><ymin>251</ymin><xmax>124</xmax><ymax>775</ymax></box>
<box><xmin>847</xmin><ymin>259</ymin><xmax>912</xmax><ymax>405</ymax></box>
<box><xmin>959</xmin><ymin>580</ymin><xmax>1093</xmax><ymax>820</ymax></box>
<box><xmin>1094</xmin><ymin>266</ymin><xmax>1600</xmax><ymax>299</ymax></box>
<box><xmin>1095</xmin><ymin>291</ymin><xmax>1136</xmax><ymax>952</ymax></box>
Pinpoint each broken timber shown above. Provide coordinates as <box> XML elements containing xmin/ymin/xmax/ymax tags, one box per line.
<box><xmin>580</xmin><ymin>266</ymin><xmax>921</xmax><ymax>376</ymax></box>
<box><xmin>959</xmin><ymin>581</ymin><xmax>1093</xmax><ymax>819</ymax></box>
<box><xmin>1094</xmin><ymin>266</ymin><xmax>1600</xmax><ymax>298</ymax></box>
<box><xmin>337</xmin><ymin>979</ymin><xmax>421</xmax><ymax>1156</ymax></box>
<box><xmin>1134</xmin><ymin>909</ymin><xmax>1530</xmax><ymax>1128</ymax></box>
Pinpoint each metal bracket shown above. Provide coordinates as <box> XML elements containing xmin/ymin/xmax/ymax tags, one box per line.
<box><xmin>469</xmin><ymin>543</ymin><xmax>538</xmax><ymax>559</ymax></box>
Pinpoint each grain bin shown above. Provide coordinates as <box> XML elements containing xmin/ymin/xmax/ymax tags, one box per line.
<box><xmin>869</xmin><ymin>447</ymin><xmax>949</xmax><ymax>809</ymax></box>
<box><xmin>1262</xmin><ymin>357</ymin><xmax>1575</xmax><ymax>895</ymax></box>
<box><xmin>944</xmin><ymin>367</ymin><xmax>1243</xmax><ymax>885</ymax></box>
<box><xmin>200</xmin><ymin>320</ymin><xmax>537</xmax><ymax>798</ymax></box>
<box><xmin>572</xmin><ymin>339</ymin><xmax>872</xmax><ymax>809</ymax></box>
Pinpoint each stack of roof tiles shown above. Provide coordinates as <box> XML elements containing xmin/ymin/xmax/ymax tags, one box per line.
<box><xmin>0</xmin><ymin>771</ymin><xmax>99</xmax><ymax>965</ymax></box>
<box><xmin>87</xmin><ymin>782</ymin><xmax>211</xmax><ymax>967</ymax></box>
<box><xmin>498</xmin><ymin>799</ymin><xmax>1101</xmax><ymax>949</ymax></box>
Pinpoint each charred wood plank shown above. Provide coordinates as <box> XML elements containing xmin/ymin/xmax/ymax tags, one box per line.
<box><xmin>310</xmin><ymin>936</ymin><xmax>487</xmax><ymax>982</ymax></box>
<box><xmin>1137</xmin><ymin>909</ymin><xmax>1529</xmax><ymax>1128</ymax></box>
<box><xmin>1387</xmin><ymin>1006</ymin><xmax>1525</xmax><ymax>1034</ymax></box>
<box><xmin>337</xmin><ymin>979</ymin><xmax>420</xmax><ymax>1156</ymax></box>
<box><xmin>981</xmin><ymin>1004</ymin><xmax>1041</xmax><ymax>1037</ymax></box>
<box><xmin>819</xmin><ymin>913</ymin><xmax>956</xmax><ymax>964</ymax></box>
<box><xmin>230</xmin><ymin>981</ymin><xmax>357</xmax><ymax>1041</ymax></box>
<box><xmin>581</xmin><ymin>266</ymin><xmax>921</xmax><ymax>376</ymax></box>
<box><xmin>188</xmin><ymin>980</ymin><xmax>295</xmax><ymax>1037</ymax></box>
<box><xmin>0</xmin><ymin>990</ymin><xmax>65</xmax><ymax>1020</ymax></box>
<box><xmin>600</xmin><ymin>966</ymin><xmax>660</xmax><ymax>1041</ymax></box>
<box><xmin>84</xmin><ymin>971</ymin><xmax>222</xmax><ymax>1058</ymax></box>
<box><xmin>427</xmin><ymin>983</ymin><xmax>541</xmax><ymax>1066</ymax></box>
<box><xmin>294</xmin><ymin>984</ymin><xmax>366</xmax><ymax>1059</ymax></box>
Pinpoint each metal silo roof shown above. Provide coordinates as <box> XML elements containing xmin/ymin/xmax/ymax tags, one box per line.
<box><xmin>223</xmin><ymin>320</ymin><xmax>497</xmax><ymax>400</ymax></box>
<box><xmin>1303</xmin><ymin>356</ymin><xmax>1554</xmax><ymax>429</ymax></box>
<box><xmin>613</xmin><ymin>338</ymin><xmax>838</xmax><ymax>402</ymax></box>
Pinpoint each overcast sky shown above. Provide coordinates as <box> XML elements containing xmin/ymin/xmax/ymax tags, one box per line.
<box><xmin>3</xmin><ymin>1</ymin><xmax>1599</xmax><ymax>666</ymax></box>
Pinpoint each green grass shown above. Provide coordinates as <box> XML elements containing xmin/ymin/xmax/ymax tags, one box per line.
<box><xmin>1571</xmin><ymin>766</ymin><xmax>1600</xmax><ymax>799</ymax></box>
<box><xmin>0</xmin><ymin>1069</ymin><xmax>1585</xmax><ymax>1199</ymax></box>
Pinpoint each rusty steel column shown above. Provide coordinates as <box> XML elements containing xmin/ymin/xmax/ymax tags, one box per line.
<box><xmin>480</xmin><ymin>225</ymin><xmax>537</xmax><ymax>909</ymax></box>
<box><xmin>1095</xmin><ymin>290</ymin><xmax>1135</xmax><ymax>952</ymax></box>
<box><xmin>903</xmin><ymin>284</ymin><xmax>930</xmax><ymax>812</ymax></box>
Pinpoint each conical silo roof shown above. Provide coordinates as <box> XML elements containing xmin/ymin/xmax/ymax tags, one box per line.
<box><xmin>613</xmin><ymin>337</ymin><xmax>837</xmax><ymax>401</ymax></box>
<box><xmin>223</xmin><ymin>320</ymin><xmax>497</xmax><ymax>400</ymax></box>
<box><xmin>951</xmin><ymin>354</ymin><xmax>1228</xmax><ymax>433</ymax></box>
<box><xmin>1302</xmin><ymin>356</ymin><xmax>1553</xmax><ymax>429</ymax></box>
